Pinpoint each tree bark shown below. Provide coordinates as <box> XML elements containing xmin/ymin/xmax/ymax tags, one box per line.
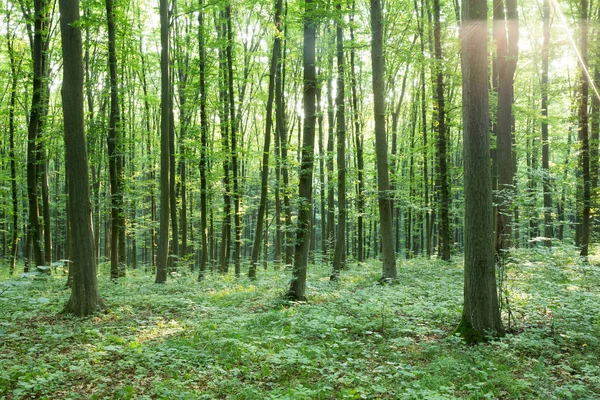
<box><xmin>541</xmin><ymin>0</ymin><xmax>553</xmax><ymax>247</ymax></box>
<box><xmin>249</xmin><ymin>0</ymin><xmax>282</xmax><ymax>279</ymax></box>
<box><xmin>331</xmin><ymin>0</ymin><xmax>347</xmax><ymax>280</ymax></box>
<box><xmin>456</xmin><ymin>0</ymin><xmax>504</xmax><ymax>342</ymax></box>
<box><xmin>25</xmin><ymin>0</ymin><xmax>48</xmax><ymax>268</ymax></box>
<box><xmin>197</xmin><ymin>0</ymin><xmax>209</xmax><ymax>280</ymax></box>
<box><xmin>7</xmin><ymin>27</ymin><xmax>19</xmax><ymax>274</ymax></box>
<box><xmin>156</xmin><ymin>0</ymin><xmax>171</xmax><ymax>283</ymax></box>
<box><xmin>433</xmin><ymin>0</ymin><xmax>451</xmax><ymax>261</ymax></box>
<box><xmin>494</xmin><ymin>0</ymin><xmax>519</xmax><ymax>253</ymax></box>
<box><xmin>106</xmin><ymin>0</ymin><xmax>126</xmax><ymax>278</ymax></box>
<box><xmin>579</xmin><ymin>0</ymin><xmax>591</xmax><ymax>258</ymax></box>
<box><xmin>60</xmin><ymin>0</ymin><xmax>102</xmax><ymax>316</ymax></box>
<box><xmin>287</xmin><ymin>0</ymin><xmax>316</xmax><ymax>301</ymax></box>
<box><xmin>370</xmin><ymin>0</ymin><xmax>397</xmax><ymax>281</ymax></box>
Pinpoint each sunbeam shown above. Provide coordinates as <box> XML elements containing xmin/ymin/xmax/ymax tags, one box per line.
<box><xmin>548</xmin><ymin>0</ymin><xmax>600</xmax><ymax>102</ymax></box>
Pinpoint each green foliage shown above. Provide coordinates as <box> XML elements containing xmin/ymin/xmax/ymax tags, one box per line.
<box><xmin>1</xmin><ymin>247</ymin><xmax>599</xmax><ymax>398</ymax></box>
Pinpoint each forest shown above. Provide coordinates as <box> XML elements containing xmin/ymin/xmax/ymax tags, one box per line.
<box><xmin>1</xmin><ymin>0</ymin><xmax>600</xmax><ymax>397</ymax></box>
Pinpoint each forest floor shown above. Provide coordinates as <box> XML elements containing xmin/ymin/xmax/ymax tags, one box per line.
<box><xmin>1</xmin><ymin>245</ymin><xmax>599</xmax><ymax>399</ymax></box>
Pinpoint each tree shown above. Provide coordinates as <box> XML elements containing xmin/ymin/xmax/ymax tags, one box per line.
<box><xmin>493</xmin><ymin>0</ymin><xmax>519</xmax><ymax>253</ymax></box>
<box><xmin>156</xmin><ymin>0</ymin><xmax>171</xmax><ymax>284</ymax></box>
<box><xmin>106</xmin><ymin>0</ymin><xmax>126</xmax><ymax>279</ymax></box>
<box><xmin>249</xmin><ymin>0</ymin><xmax>283</xmax><ymax>280</ymax></box>
<box><xmin>60</xmin><ymin>0</ymin><xmax>102</xmax><ymax>316</ymax></box>
<box><xmin>23</xmin><ymin>0</ymin><xmax>49</xmax><ymax>270</ymax></box>
<box><xmin>370</xmin><ymin>0</ymin><xmax>397</xmax><ymax>281</ymax></box>
<box><xmin>197</xmin><ymin>0</ymin><xmax>209</xmax><ymax>280</ymax></box>
<box><xmin>331</xmin><ymin>0</ymin><xmax>347</xmax><ymax>280</ymax></box>
<box><xmin>541</xmin><ymin>0</ymin><xmax>553</xmax><ymax>247</ymax></box>
<box><xmin>287</xmin><ymin>0</ymin><xmax>317</xmax><ymax>301</ymax></box>
<box><xmin>456</xmin><ymin>0</ymin><xmax>504</xmax><ymax>343</ymax></box>
<box><xmin>578</xmin><ymin>0</ymin><xmax>590</xmax><ymax>258</ymax></box>
<box><xmin>433</xmin><ymin>0</ymin><xmax>451</xmax><ymax>261</ymax></box>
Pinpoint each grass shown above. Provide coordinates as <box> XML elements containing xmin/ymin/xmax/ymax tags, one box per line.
<box><xmin>1</xmin><ymin>245</ymin><xmax>599</xmax><ymax>399</ymax></box>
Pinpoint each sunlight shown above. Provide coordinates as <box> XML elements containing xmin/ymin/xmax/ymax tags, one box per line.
<box><xmin>548</xmin><ymin>0</ymin><xmax>600</xmax><ymax>102</ymax></box>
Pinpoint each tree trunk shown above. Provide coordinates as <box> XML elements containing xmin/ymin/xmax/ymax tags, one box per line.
<box><xmin>106</xmin><ymin>0</ymin><xmax>126</xmax><ymax>278</ymax></box>
<box><xmin>349</xmin><ymin>1</ymin><xmax>364</xmax><ymax>263</ymax></box>
<box><xmin>494</xmin><ymin>0</ymin><xmax>519</xmax><ymax>253</ymax></box>
<box><xmin>456</xmin><ymin>0</ymin><xmax>504</xmax><ymax>343</ymax></box>
<box><xmin>579</xmin><ymin>0</ymin><xmax>591</xmax><ymax>258</ymax></box>
<box><xmin>287</xmin><ymin>0</ymin><xmax>316</xmax><ymax>301</ymax></box>
<box><xmin>25</xmin><ymin>0</ymin><xmax>48</xmax><ymax>268</ymax></box>
<box><xmin>250</xmin><ymin>0</ymin><xmax>282</xmax><ymax>279</ymax></box>
<box><xmin>197</xmin><ymin>0</ymin><xmax>209</xmax><ymax>280</ymax></box>
<box><xmin>7</xmin><ymin>28</ymin><xmax>19</xmax><ymax>274</ymax></box>
<box><xmin>541</xmin><ymin>0</ymin><xmax>553</xmax><ymax>247</ymax></box>
<box><xmin>156</xmin><ymin>0</ymin><xmax>171</xmax><ymax>284</ymax></box>
<box><xmin>331</xmin><ymin>0</ymin><xmax>347</xmax><ymax>280</ymax></box>
<box><xmin>60</xmin><ymin>0</ymin><xmax>102</xmax><ymax>316</ymax></box>
<box><xmin>433</xmin><ymin>0</ymin><xmax>451</xmax><ymax>261</ymax></box>
<box><xmin>370</xmin><ymin>0</ymin><xmax>397</xmax><ymax>281</ymax></box>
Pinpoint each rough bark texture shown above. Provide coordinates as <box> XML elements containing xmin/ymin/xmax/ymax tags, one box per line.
<box><xmin>456</xmin><ymin>0</ymin><xmax>504</xmax><ymax>342</ymax></box>
<box><xmin>370</xmin><ymin>0</ymin><xmax>397</xmax><ymax>281</ymax></box>
<box><xmin>60</xmin><ymin>0</ymin><xmax>102</xmax><ymax>316</ymax></box>
<box><xmin>156</xmin><ymin>0</ymin><xmax>171</xmax><ymax>284</ymax></box>
<box><xmin>287</xmin><ymin>0</ymin><xmax>316</xmax><ymax>301</ymax></box>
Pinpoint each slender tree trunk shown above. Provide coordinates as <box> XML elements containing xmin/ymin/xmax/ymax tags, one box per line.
<box><xmin>579</xmin><ymin>0</ymin><xmax>590</xmax><ymax>258</ymax></box>
<box><xmin>25</xmin><ymin>0</ymin><xmax>48</xmax><ymax>268</ymax></box>
<box><xmin>198</xmin><ymin>0</ymin><xmax>209</xmax><ymax>280</ymax></box>
<box><xmin>541</xmin><ymin>0</ymin><xmax>553</xmax><ymax>247</ymax></box>
<box><xmin>494</xmin><ymin>0</ymin><xmax>519</xmax><ymax>253</ymax></box>
<box><xmin>456</xmin><ymin>0</ymin><xmax>504</xmax><ymax>342</ymax></box>
<box><xmin>156</xmin><ymin>0</ymin><xmax>171</xmax><ymax>283</ymax></box>
<box><xmin>60</xmin><ymin>0</ymin><xmax>102</xmax><ymax>316</ymax></box>
<box><xmin>349</xmin><ymin>2</ymin><xmax>364</xmax><ymax>263</ymax></box>
<box><xmin>370</xmin><ymin>0</ymin><xmax>397</xmax><ymax>281</ymax></box>
<box><xmin>326</xmin><ymin>29</ymin><xmax>336</xmax><ymax>258</ymax></box>
<box><xmin>287</xmin><ymin>0</ymin><xmax>316</xmax><ymax>301</ymax></box>
<box><xmin>433</xmin><ymin>0</ymin><xmax>451</xmax><ymax>261</ymax></box>
<box><xmin>106</xmin><ymin>0</ymin><xmax>126</xmax><ymax>278</ymax></box>
<box><xmin>250</xmin><ymin>0</ymin><xmax>282</xmax><ymax>279</ymax></box>
<box><xmin>331</xmin><ymin>0</ymin><xmax>347</xmax><ymax>280</ymax></box>
<box><xmin>7</xmin><ymin>29</ymin><xmax>19</xmax><ymax>274</ymax></box>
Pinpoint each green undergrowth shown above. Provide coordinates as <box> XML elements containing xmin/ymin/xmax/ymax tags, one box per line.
<box><xmin>1</xmin><ymin>245</ymin><xmax>599</xmax><ymax>399</ymax></box>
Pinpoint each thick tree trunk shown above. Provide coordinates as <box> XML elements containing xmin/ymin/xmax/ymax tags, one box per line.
<box><xmin>370</xmin><ymin>0</ymin><xmax>397</xmax><ymax>281</ymax></box>
<box><xmin>456</xmin><ymin>0</ymin><xmax>504</xmax><ymax>342</ymax></box>
<box><xmin>287</xmin><ymin>0</ymin><xmax>316</xmax><ymax>301</ymax></box>
<box><xmin>156</xmin><ymin>0</ymin><xmax>171</xmax><ymax>284</ymax></box>
<box><xmin>59</xmin><ymin>0</ymin><xmax>102</xmax><ymax>316</ymax></box>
